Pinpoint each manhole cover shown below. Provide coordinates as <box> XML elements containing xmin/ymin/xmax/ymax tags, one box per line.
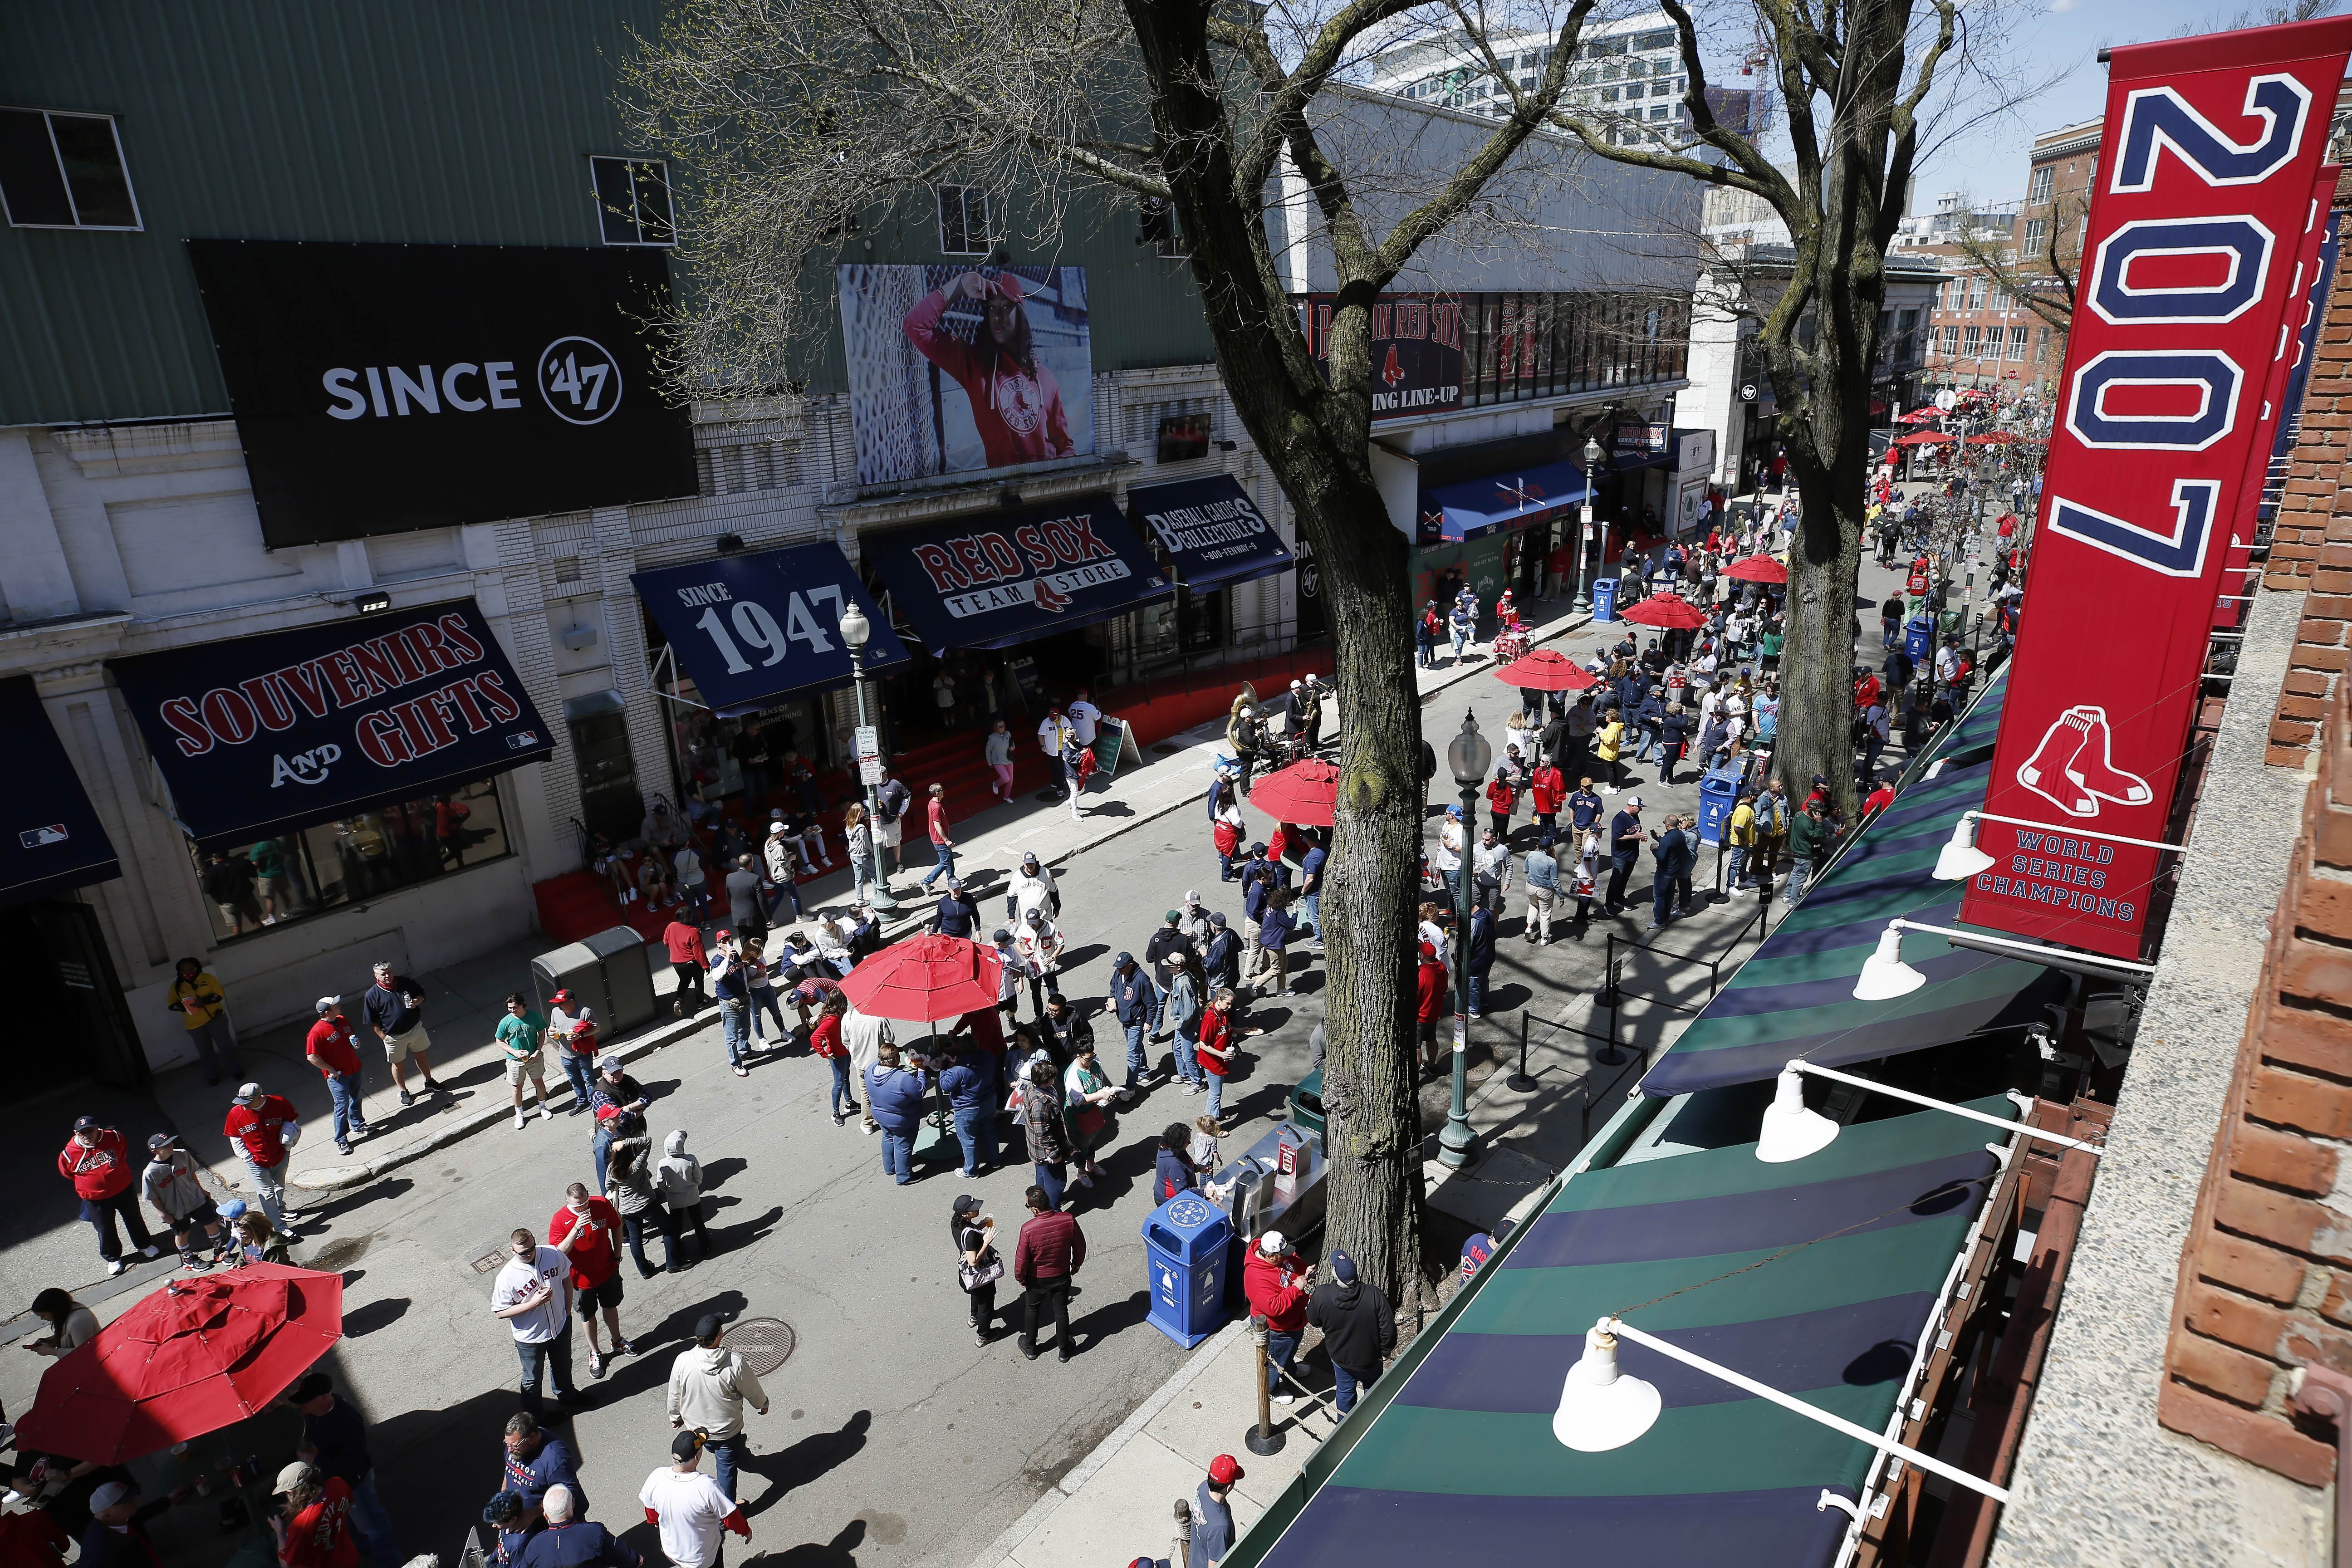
<box><xmin>471</xmin><ymin>1250</ymin><xmax>506</xmax><ymax>1274</ymax></box>
<box><xmin>724</xmin><ymin>1317</ymin><xmax>796</xmax><ymax>1375</ymax></box>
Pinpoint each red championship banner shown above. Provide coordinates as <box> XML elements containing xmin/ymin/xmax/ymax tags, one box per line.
<box><xmin>1964</xmin><ymin>18</ymin><xmax>2352</xmax><ymax>959</ymax></box>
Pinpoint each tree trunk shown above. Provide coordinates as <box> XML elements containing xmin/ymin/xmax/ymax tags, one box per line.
<box><xmin>1777</xmin><ymin>455</ymin><xmax>1865</xmax><ymax>819</ymax></box>
<box><xmin>1123</xmin><ymin>0</ymin><xmax>1431</xmax><ymax>1307</ymax></box>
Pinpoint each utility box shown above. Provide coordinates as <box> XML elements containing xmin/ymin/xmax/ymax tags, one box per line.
<box><xmin>1142</xmin><ymin>1192</ymin><xmax>1233</xmax><ymax>1348</ymax></box>
<box><xmin>580</xmin><ymin>925</ymin><xmax>658</xmax><ymax>1032</ymax></box>
<box><xmin>531</xmin><ymin>942</ymin><xmax>608</xmax><ymax>1030</ymax></box>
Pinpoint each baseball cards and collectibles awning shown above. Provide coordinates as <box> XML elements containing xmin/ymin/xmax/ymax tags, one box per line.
<box><xmin>1416</xmin><ymin>460</ymin><xmax>1593</xmax><ymax>544</ymax></box>
<box><xmin>631</xmin><ymin>543</ymin><xmax>907</xmax><ymax>717</ymax></box>
<box><xmin>1127</xmin><ymin>475</ymin><xmax>1294</xmax><ymax>591</ymax></box>
<box><xmin>868</xmin><ymin>495</ymin><xmax>1173</xmax><ymax>654</ymax></box>
<box><xmin>0</xmin><ymin>676</ymin><xmax>119</xmax><ymax>905</ymax></box>
<box><xmin>1639</xmin><ymin>670</ymin><xmax>2068</xmax><ymax>1098</ymax></box>
<box><xmin>1242</xmin><ymin>1098</ymin><xmax>2014</xmax><ymax>1568</ymax></box>
<box><xmin>108</xmin><ymin>599</ymin><xmax>555</xmax><ymax>851</ymax></box>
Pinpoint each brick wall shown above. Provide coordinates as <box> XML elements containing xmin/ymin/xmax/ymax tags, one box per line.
<box><xmin>2157</xmin><ymin>669</ymin><xmax>2352</xmax><ymax>1485</ymax></box>
<box><xmin>2264</xmin><ymin>200</ymin><xmax>2352</xmax><ymax>769</ymax></box>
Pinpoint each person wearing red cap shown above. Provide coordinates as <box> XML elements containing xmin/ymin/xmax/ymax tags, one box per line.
<box><xmin>901</xmin><ymin>271</ymin><xmax>1073</xmax><ymax>469</ymax></box>
<box><xmin>57</xmin><ymin>1117</ymin><xmax>157</xmax><ymax>1276</ymax></box>
<box><xmin>1190</xmin><ymin>1455</ymin><xmax>1243</xmax><ymax>1568</ymax></box>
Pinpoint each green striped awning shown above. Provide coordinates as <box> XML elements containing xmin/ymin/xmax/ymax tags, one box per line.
<box><xmin>1245</xmin><ymin>1097</ymin><xmax>2014</xmax><ymax>1568</ymax></box>
<box><xmin>1640</xmin><ymin>669</ymin><xmax>2067</xmax><ymax>1097</ymax></box>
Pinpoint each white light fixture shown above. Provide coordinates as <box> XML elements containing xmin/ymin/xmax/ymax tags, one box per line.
<box><xmin>1551</xmin><ymin>1315</ymin><xmax>2009</xmax><ymax>1502</ymax></box>
<box><xmin>1932</xmin><ymin>809</ymin><xmax>2187</xmax><ymax>882</ymax></box>
<box><xmin>1551</xmin><ymin>1323</ymin><xmax>1663</xmax><ymax>1451</ymax></box>
<box><xmin>1933</xmin><ymin>816</ymin><xmax>1996</xmax><ymax>881</ymax></box>
<box><xmin>1854</xmin><ymin>923</ymin><xmax>1926</xmax><ymax>1001</ymax></box>
<box><xmin>1850</xmin><ymin>917</ymin><xmax>2158</xmax><ymax>1002</ymax></box>
<box><xmin>1755</xmin><ymin>1058</ymin><xmax>2107</xmax><ymax>1165</ymax></box>
<box><xmin>1755</xmin><ymin>1066</ymin><xmax>1840</xmax><ymax>1163</ymax></box>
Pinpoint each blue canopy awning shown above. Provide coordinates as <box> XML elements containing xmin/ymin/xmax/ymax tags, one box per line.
<box><xmin>0</xmin><ymin>677</ymin><xmax>118</xmax><ymax>905</ymax></box>
<box><xmin>1127</xmin><ymin>475</ymin><xmax>1294</xmax><ymax>591</ymax></box>
<box><xmin>632</xmin><ymin>543</ymin><xmax>906</xmax><ymax>716</ymax></box>
<box><xmin>870</xmin><ymin>495</ymin><xmax>1173</xmax><ymax>653</ymax></box>
<box><xmin>1417</xmin><ymin>460</ymin><xmax>1591</xmax><ymax>544</ymax></box>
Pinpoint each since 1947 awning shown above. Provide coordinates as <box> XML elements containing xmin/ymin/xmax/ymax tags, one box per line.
<box><xmin>631</xmin><ymin>543</ymin><xmax>906</xmax><ymax>716</ymax></box>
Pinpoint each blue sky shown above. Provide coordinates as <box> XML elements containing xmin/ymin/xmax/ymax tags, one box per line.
<box><xmin>1907</xmin><ymin>0</ymin><xmax>2337</xmax><ymax>203</ymax></box>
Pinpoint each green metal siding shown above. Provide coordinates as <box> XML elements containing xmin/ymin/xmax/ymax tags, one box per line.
<box><xmin>1</xmin><ymin>0</ymin><xmax>1217</xmax><ymax>426</ymax></box>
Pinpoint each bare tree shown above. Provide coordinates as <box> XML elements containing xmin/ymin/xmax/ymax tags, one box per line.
<box><xmin>620</xmin><ymin>0</ymin><xmax>1978</xmax><ymax>1301</ymax></box>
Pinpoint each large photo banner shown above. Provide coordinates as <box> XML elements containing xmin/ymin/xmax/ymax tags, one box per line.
<box><xmin>1962</xmin><ymin>17</ymin><xmax>2352</xmax><ymax>959</ymax></box>
<box><xmin>838</xmin><ymin>264</ymin><xmax>1095</xmax><ymax>486</ymax></box>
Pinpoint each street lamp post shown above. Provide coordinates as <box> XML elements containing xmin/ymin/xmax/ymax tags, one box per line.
<box><xmin>835</xmin><ymin>602</ymin><xmax>899</xmax><ymax>912</ymax></box>
<box><xmin>1440</xmin><ymin>709</ymin><xmax>1489</xmax><ymax>1170</ymax></box>
<box><xmin>1573</xmin><ymin>435</ymin><xmax>1603</xmax><ymax>613</ymax></box>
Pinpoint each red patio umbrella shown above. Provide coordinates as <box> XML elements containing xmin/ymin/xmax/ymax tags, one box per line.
<box><xmin>1896</xmin><ymin>407</ymin><xmax>1943</xmax><ymax>425</ymax></box>
<box><xmin>1245</xmin><ymin>757</ymin><xmax>1341</xmax><ymax>827</ymax></box>
<box><xmin>1893</xmin><ymin>430</ymin><xmax>1955</xmax><ymax>447</ymax></box>
<box><xmin>15</xmin><ymin>1265</ymin><xmax>343</xmax><ymax>1465</ymax></box>
<box><xmin>1617</xmin><ymin>592</ymin><xmax>1709</xmax><ymax>630</ymax></box>
<box><xmin>841</xmin><ymin>933</ymin><xmax>1002</xmax><ymax>1021</ymax></box>
<box><xmin>1491</xmin><ymin>648</ymin><xmax>1597</xmax><ymax>691</ymax></box>
<box><xmin>1722</xmin><ymin>554</ymin><xmax>1788</xmax><ymax>584</ymax></box>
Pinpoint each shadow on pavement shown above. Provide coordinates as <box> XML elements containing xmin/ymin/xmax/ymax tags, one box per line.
<box><xmin>739</xmin><ymin>1410</ymin><xmax>872</xmax><ymax>1518</ymax></box>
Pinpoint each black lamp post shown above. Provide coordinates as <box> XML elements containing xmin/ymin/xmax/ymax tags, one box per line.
<box><xmin>1440</xmin><ymin>708</ymin><xmax>1489</xmax><ymax>1170</ymax></box>
<box><xmin>836</xmin><ymin>602</ymin><xmax>898</xmax><ymax>912</ymax></box>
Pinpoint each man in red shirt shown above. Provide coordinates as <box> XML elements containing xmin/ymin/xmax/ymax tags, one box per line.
<box><xmin>224</xmin><ymin>1083</ymin><xmax>303</xmax><ymax>1234</ymax></box>
<box><xmin>1011</xmin><ymin>1185</ymin><xmax>1085</xmax><ymax>1362</ymax></box>
<box><xmin>550</xmin><ymin>1182</ymin><xmax>637</xmax><ymax>1379</ymax></box>
<box><xmin>303</xmin><ymin>998</ymin><xmax>370</xmax><ymax>1156</ymax></box>
<box><xmin>57</xmin><ymin>1117</ymin><xmax>157</xmax><ymax>1276</ymax></box>
<box><xmin>1242</xmin><ymin>1232</ymin><xmax>1310</xmax><ymax>1405</ymax></box>
<box><xmin>1863</xmin><ymin>777</ymin><xmax>1896</xmax><ymax>815</ymax></box>
<box><xmin>663</xmin><ymin>917</ymin><xmax>708</xmax><ymax>1018</ymax></box>
<box><xmin>268</xmin><ymin>1463</ymin><xmax>357</xmax><ymax>1568</ymax></box>
<box><xmin>920</xmin><ymin>783</ymin><xmax>956</xmax><ymax>890</ymax></box>
<box><xmin>1528</xmin><ymin>760</ymin><xmax>1566</xmax><ymax>839</ymax></box>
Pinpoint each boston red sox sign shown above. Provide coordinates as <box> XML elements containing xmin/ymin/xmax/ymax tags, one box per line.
<box><xmin>1963</xmin><ymin>18</ymin><xmax>2352</xmax><ymax>959</ymax></box>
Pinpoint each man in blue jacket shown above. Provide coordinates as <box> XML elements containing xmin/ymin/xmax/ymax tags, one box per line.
<box><xmin>1107</xmin><ymin>953</ymin><xmax>1161</xmax><ymax>1095</ymax></box>
<box><xmin>937</xmin><ymin>1044</ymin><xmax>996</xmax><ymax>1177</ymax></box>
<box><xmin>1605</xmin><ymin>796</ymin><xmax>1645</xmax><ymax>916</ymax></box>
<box><xmin>516</xmin><ymin>1487</ymin><xmax>637</xmax><ymax>1568</ymax></box>
<box><xmin>1202</xmin><ymin>913</ymin><xmax>1242</xmax><ymax>996</ymax></box>
<box><xmin>1648</xmin><ymin>815</ymin><xmax>1692</xmax><ymax>932</ymax></box>
<box><xmin>863</xmin><ymin>1042</ymin><xmax>930</xmax><ymax>1186</ymax></box>
<box><xmin>1463</xmin><ymin>903</ymin><xmax>1495</xmax><ymax>1019</ymax></box>
<box><xmin>501</xmin><ymin>1413</ymin><xmax>585</xmax><ymax>1516</ymax></box>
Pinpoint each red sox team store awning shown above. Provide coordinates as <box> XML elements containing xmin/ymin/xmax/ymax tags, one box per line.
<box><xmin>108</xmin><ymin>599</ymin><xmax>554</xmax><ymax>851</ymax></box>
<box><xmin>868</xmin><ymin>495</ymin><xmax>1174</xmax><ymax>654</ymax></box>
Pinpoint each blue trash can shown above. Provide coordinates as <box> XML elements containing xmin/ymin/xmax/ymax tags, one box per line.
<box><xmin>1592</xmin><ymin>577</ymin><xmax>1619</xmax><ymax>622</ymax></box>
<box><xmin>1142</xmin><ymin>1191</ymin><xmax>1234</xmax><ymax>1348</ymax></box>
<box><xmin>1905</xmin><ymin>613</ymin><xmax>1934</xmax><ymax>662</ymax></box>
<box><xmin>1696</xmin><ymin>764</ymin><xmax>1742</xmax><ymax>847</ymax></box>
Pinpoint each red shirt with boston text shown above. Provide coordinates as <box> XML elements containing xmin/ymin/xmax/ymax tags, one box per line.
<box><xmin>548</xmin><ymin>1198</ymin><xmax>622</xmax><ymax>1288</ymax></box>
<box><xmin>278</xmin><ymin>1477</ymin><xmax>358</xmax><ymax>1568</ymax></box>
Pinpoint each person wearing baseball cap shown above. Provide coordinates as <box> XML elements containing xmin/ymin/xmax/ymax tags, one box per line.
<box><xmin>1242</xmin><ymin>1232</ymin><xmax>1309</xmax><ymax>1406</ymax></box>
<box><xmin>1191</xmin><ymin>1456</ymin><xmax>1245</xmax><ymax>1568</ymax></box>
<box><xmin>224</xmin><ymin>1081</ymin><xmax>303</xmax><ymax>1234</ymax></box>
<box><xmin>1604</xmin><ymin>791</ymin><xmax>1646</xmax><ymax>916</ymax></box>
<box><xmin>284</xmin><ymin>1373</ymin><xmax>400</xmax><ymax>1566</ymax></box>
<box><xmin>142</xmin><ymin>1131</ymin><xmax>229</xmax><ymax>1271</ymax></box>
<box><xmin>80</xmin><ymin>1479</ymin><xmax>186</xmax><ymax>1568</ymax></box>
<box><xmin>665</xmin><ymin>1314</ymin><xmax>769</xmax><ymax>1504</ymax></box>
<box><xmin>589</xmin><ymin>1057</ymin><xmax>648</xmax><ymax>1190</ymax></box>
<box><xmin>304</xmin><ymin>996</ymin><xmax>370</xmax><ymax>1155</ymax></box>
<box><xmin>640</xmin><ymin>1426</ymin><xmax>749</xmax><ymax>1568</ymax></box>
<box><xmin>56</xmin><ymin>1115</ymin><xmax>157</xmax><ymax>1276</ymax></box>
<box><xmin>268</xmin><ymin>1460</ymin><xmax>357</xmax><ymax>1568</ymax></box>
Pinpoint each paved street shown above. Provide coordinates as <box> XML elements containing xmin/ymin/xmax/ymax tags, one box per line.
<box><xmin>0</xmin><ymin>536</ymin><xmax>1950</xmax><ymax>1568</ymax></box>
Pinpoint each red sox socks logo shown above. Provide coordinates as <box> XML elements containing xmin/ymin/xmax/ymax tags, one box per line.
<box><xmin>2015</xmin><ymin>705</ymin><xmax>2153</xmax><ymax>818</ymax></box>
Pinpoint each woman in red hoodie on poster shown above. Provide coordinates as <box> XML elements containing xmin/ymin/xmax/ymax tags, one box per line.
<box><xmin>902</xmin><ymin>271</ymin><xmax>1073</xmax><ymax>468</ymax></box>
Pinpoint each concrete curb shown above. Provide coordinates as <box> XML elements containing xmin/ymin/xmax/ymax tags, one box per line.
<box><xmin>970</xmin><ymin>1317</ymin><xmax>1249</xmax><ymax>1568</ymax></box>
<box><xmin>295</xmin><ymin>606</ymin><xmax>1595</xmax><ymax>1194</ymax></box>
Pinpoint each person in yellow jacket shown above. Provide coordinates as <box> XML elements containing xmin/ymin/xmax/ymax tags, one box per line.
<box><xmin>166</xmin><ymin>957</ymin><xmax>243</xmax><ymax>1086</ymax></box>
<box><xmin>1727</xmin><ymin>790</ymin><xmax>1759</xmax><ymax>893</ymax></box>
<box><xmin>1593</xmin><ymin>708</ymin><xmax>1627</xmax><ymax>793</ymax></box>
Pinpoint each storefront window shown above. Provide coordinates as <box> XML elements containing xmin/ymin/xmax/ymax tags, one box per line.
<box><xmin>658</xmin><ymin>677</ymin><xmax>825</xmax><ymax>813</ymax></box>
<box><xmin>187</xmin><ymin>777</ymin><xmax>510</xmax><ymax>943</ymax></box>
